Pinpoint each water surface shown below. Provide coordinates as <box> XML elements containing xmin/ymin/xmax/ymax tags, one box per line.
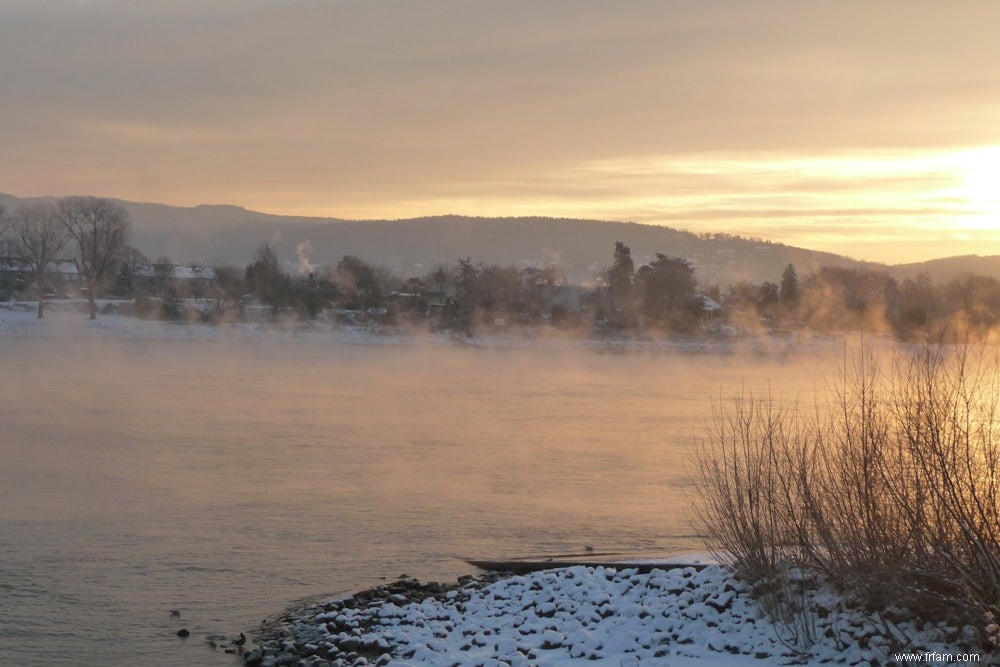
<box><xmin>0</xmin><ymin>336</ymin><xmax>840</xmax><ymax>666</ymax></box>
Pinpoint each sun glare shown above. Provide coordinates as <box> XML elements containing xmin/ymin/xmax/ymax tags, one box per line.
<box><xmin>949</xmin><ymin>146</ymin><xmax>1000</xmax><ymax>223</ymax></box>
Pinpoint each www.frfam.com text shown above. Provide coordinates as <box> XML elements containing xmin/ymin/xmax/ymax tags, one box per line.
<box><xmin>894</xmin><ymin>651</ymin><xmax>981</xmax><ymax>664</ymax></box>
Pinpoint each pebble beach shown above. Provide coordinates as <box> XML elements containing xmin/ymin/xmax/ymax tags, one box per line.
<box><xmin>241</xmin><ymin>564</ymin><xmax>986</xmax><ymax>667</ymax></box>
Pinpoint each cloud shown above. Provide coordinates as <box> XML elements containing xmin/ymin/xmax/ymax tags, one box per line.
<box><xmin>2</xmin><ymin>1</ymin><xmax>1000</xmax><ymax>262</ymax></box>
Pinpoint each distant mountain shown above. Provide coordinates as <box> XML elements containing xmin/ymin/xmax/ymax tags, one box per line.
<box><xmin>2</xmin><ymin>192</ymin><xmax>996</xmax><ymax>287</ymax></box>
<box><xmin>888</xmin><ymin>255</ymin><xmax>1000</xmax><ymax>284</ymax></box>
<box><xmin>197</xmin><ymin>214</ymin><xmax>876</xmax><ymax>286</ymax></box>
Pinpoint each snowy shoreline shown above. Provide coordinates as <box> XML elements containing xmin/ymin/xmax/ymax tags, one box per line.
<box><xmin>242</xmin><ymin>564</ymin><xmax>983</xmax><ymax>667</ymax></box>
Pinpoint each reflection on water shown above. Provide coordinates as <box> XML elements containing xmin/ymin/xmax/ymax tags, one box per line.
<box><xmin>0</xmin><ymin>337</ymin><xmax>839</xmax><ymax>666</ymax></box>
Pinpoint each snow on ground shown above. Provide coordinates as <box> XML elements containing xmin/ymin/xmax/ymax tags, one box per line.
<box><xmin>0</xmin><ymin>300</ymin><xmax>840</xmax><ymax>354</ymax></box>
<box><xmin>249</xmin><ymin>565</ymin><xmax>981</xmax><ymax>667</ymax></box>
<box><xmin>0</xmin><ymin>301</ymin><xmax>423</xmax><ymax>345</ymax></box>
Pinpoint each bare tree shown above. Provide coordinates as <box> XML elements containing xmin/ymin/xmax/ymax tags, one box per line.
<box><xmin>57</xmin><ymin>196</ymin><xmax>131</xmax><ymax>319</ymax></box>
<box><xmin>14</xmin><ymin>204</ymin><xmax>69</xmax><ymax>319</ymax></box>
<box><xmin>0</xmin><ymin>205</ymin><xmax>17</xmax><ymax>298</ymax></box>
<box><xmin>152</xmin><ymin>256</ymin><xmax>172</xmax><ymax>297</ymax></box>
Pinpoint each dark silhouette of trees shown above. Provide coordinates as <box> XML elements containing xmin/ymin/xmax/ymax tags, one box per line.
<box><xmin>334</xmin><ymin>255</ymin><xmax>381</xmax><ymax>310</ymax></box>
<box><xmin>13</xmin><ymin>204</ymin><xmax>68</xmax><ymax>319</ymax></box>
<box><xmin>779</xmin><ymin>263</ymin><xmax>799</xmax><ymax>309</ymax></box>
<box><xmin>390</xmin><ymin>276</ymin><xmax>429</xmax><ymax>321</ymax></box>
<box><xmin>800</xmin><ymin>267</ymin><xmax>900</xmax><ymax>332</ymax></box>
<box><xmin>605</xmin><ymin>241</ymin><xmax>636</xmax><ymax>327</ymax></box>
<box><xmin>521</xmin><ymin>265</ymin><xmax>562</xmax><ymax>321</ymax></box>
<box><xmin>244</xmin><ymin>242</ymin><xmax>288</xmax><ymax>312</ymax></box>
<box><xmin>211</xmin><ymin>264</ymin><xmax>244</xmax><ymax>312</ymax></box>
<box><xmin>899</xmin><ymin>272</ymin><xmax>936</xmax><ymax>332</ymax></box>
<box><xmin>607</xmin><ymin>241</ymin><xmax>634</xmax><ymax>304</ymax></box>
<box><xmin>452</xmin><ymin>258</ymin><xmax>480</xmax><ymax>331</ymax></box>
<box><xmin>942</xmin><ymin>274</ymin><xmax>1000</xmax><ymax>336</ymax></box>
<box><xmin>757</xmin><ymin>281</ymin><xmax>779</xmax><ymax>317</ymax></box>
<box><xmin>635</xmin><ymin>253</ymin><xmax>699</xmax><ymax>328</ymax></box>
<box><xmin>478</xmin><ymin>264</ymin><xmax>521</xmax><ymax>317</ymax></box>
<box><xmin>9</xmin><ymin>210</ymin><xmax>999</xmax><ymax>339</ymax></box>
<box><xmin>57</xmin><ymin>196</ymin><xmax>131</xmax><ymax>320</ymax></box>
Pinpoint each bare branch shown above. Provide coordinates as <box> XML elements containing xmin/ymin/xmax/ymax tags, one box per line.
<box><xmin>13</xmin><ymin>203</ymin><xmax>68</xmax><ymax>318</ymax></box>
<box><xmin>57</xmin><ymin>196</ymin><xmax>131</xmax><ymax>319</ymax></box>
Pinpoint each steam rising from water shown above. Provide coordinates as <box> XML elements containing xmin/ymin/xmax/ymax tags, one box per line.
<box><xmin>0</xmin><ymin>334</ymin><xmax>843</xmax><ymax>666</ymax></box>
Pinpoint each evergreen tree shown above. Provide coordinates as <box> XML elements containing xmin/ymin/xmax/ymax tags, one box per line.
<box><xmin>780</xmin><ymin>263</ymin><xmax>799</xmax><ymax>307</ymax></box>
<box><xmin>606</xmin><ymin>241</ymin><xmax>636</xmax><ymax>325</ymax></box>
<box><xmin>636</xmin><ymin>253</ymin><xmax>698</xmax><ymax>324</ymax></box>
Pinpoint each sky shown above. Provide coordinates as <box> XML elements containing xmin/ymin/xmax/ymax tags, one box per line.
<box><xmin>2</xmin><ymin>0</ymin><xmax>999</xmax><ymax>264</ymax></box>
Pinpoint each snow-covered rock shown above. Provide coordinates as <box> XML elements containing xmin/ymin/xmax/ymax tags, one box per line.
<box><xmin>249</xmin><ymin>565</ymin><xmax>985</xmax><ymax>667</ymax></box>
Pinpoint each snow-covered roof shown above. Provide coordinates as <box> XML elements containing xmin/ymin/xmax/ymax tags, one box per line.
<box><xmin>697</xmin><ymin>293</ymin><xmax>722</xmax><ymax>311</ymax></box>
<box><xmin>0</xmin><ymin>257</ymin><xmax>79</xmax><ymax>274</ymax></box>
<box><xmin>48</xmin><ymin>259</ymin><xmax>78</xmax><ymax>275</ymax></box>
<box><xmin>134</xmin><ymin>264</ymin><xmax>216</xmax><ymax>280</ymax></box>
<box><xmin>169</xmin><ymin>265</ymin><xmax>216</xmax><ymax>280</ymax></box>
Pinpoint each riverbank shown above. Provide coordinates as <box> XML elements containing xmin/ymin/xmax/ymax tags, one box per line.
<box><xmin>0</xmin><ymin>299</ymin><xmax>842</xmax><ymax>355</ymax></box>
<box><xmin>243</xmin><ymin>564</ymin><xmax>983</xmax><ymax>667</ymax></box>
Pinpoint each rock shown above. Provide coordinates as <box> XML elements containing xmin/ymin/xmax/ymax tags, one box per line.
<box><xmin>339</xmin><ymin>636</ymin><xmax>361</xmax><ymax>651</ymax></box>
<box><xmin>176</xmin><ymin>628</ymin><xmax>190</xmax><ymax>638</ymax></box>
<box><xmin>541</xmin><ymin>629</ymin><xmax>564</xmax><ymax>648</ymax></box>
<box><xmin>244</xmin><ymin>648</ymin><xmax>264</xmax><ymax>665</ymax></box>
<box><xmin>705</xmin><ymin>591</ymin><xmax>735</xmax><ymax>613</ymax></box>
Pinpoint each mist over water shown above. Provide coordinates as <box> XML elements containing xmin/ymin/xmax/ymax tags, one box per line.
<box><xmin>0</xmin><ymin>337</ymin><xmax>840</xmax><ymax>666</ymax></box>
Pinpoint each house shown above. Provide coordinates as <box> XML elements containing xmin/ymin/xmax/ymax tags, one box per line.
<box><xmin>48</xmin><ymin>259</ymin><xmax>80</xmax><ymax>285</ymax></box>
<box><xmin>134</xmin><ymin>263</ymin><xmax>217</xmax><ymax>297</ymax></box>
<box><xmin>167</xmin><ymin>265</ymin><xmax>217</xmax><ymax>282</ymax></box>
<box><xmin>0</xmin><ymin>256</ymin><xmax>80</xmax><ymax>296</ymax></box>
<box><xmin>696</xmin><ymin>293</ymin><xmax>723</xmax><ymax>319</ymax></box>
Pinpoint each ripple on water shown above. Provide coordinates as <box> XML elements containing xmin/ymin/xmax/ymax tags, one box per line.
<box><xmin>0</xmin><ymin>337</ymin><xmax>841</xmax><ymax>666</ymax></box>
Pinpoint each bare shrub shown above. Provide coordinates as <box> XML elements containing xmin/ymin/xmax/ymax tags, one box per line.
<box><xmin>695</xmin><ymin>339</ymin><xmax>1000</xmax><ymax>643</ymax></box>
<box><xmin>694</xmin><ymin>386</ymin><xmax>811</xmax><ymax>582</ymax></box>
<box><xmin>754</xmin><ymin>564</ymin><xmax>824</xmax><ymax>663</ymax></box>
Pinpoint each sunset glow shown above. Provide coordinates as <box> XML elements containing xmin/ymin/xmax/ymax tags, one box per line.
<box><xmin>315</xmin><ymin>148</ymin><xmax>1000</xmax><ymax>263</ymax></box>
<box><xmin>2</xmin><ymin>1</ymin><xmax>1000</xmax><ymax>263</ymax></box>
<box><xmin>950</xmin><ymin>147</ymin><xmax>1000</xmax><ymax>221</ymax></box>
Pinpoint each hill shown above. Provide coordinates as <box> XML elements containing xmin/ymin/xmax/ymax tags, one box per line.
<box><xmin>889</xmin><ymin>255</ymin><xmax>1000</xmax><ymax>284</ymax></box>
<box><xmin>4</xmin><ymin>192</ymin><xmax>997</xmax><ymax>287</ymax></box>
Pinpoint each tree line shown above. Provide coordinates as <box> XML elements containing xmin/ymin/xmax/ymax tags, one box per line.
<box><xmin>2</xmin><ymin>201</ymin><xmax>1000</xmax><ymax>340</ymax></box>
<box><xmin>138</xmin><ymin>238</ymin><xmax>1000</xmax><ymax>341</ymax></box>
<box><xmin>0</xmin><ymin>197</ymin><xmax>131</xmax><ymax>320</ymax></box>
<box><xmin>723</xmin><ymin>263</ymin><xmax>1000</xmax><ymax>341</ymax></box>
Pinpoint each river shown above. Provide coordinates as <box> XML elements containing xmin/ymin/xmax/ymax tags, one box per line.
<box><xmin>0</xmin><ymin>334</ymin><xmax>842</xmax><ymax>666</ymax></box>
